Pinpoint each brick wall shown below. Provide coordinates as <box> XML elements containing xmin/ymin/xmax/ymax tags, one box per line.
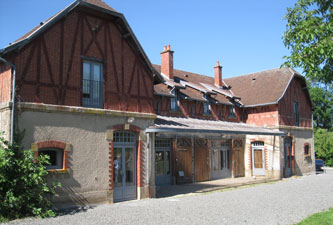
<box><xmin>278</xmin><ymin>77</ymin><xmax>312</xmax><ymax>128</ymax></box>
<box><xmin>245</xmin><ymin>104</ymin><xmax>279</xmax><ymax>127</ymax></box>
<box><xmin>3</xmin><ymin>9</ymin><xmax>154</xmax><ymax>113</ymax></box>
<box><xmin>0</xmin><ymin>64</ymin><xmax>12</xmax><ymax>103</ymax></box>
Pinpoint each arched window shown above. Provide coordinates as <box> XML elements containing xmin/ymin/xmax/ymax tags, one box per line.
<box><xmin>38</xmin><ymin>148</ymin><xmax>64</xmax><ymax>170</ymax></box>
<box><xmin>32</xmin><ymin>140</ymin><xmax>71</xmax><ymax>172</ymax></box>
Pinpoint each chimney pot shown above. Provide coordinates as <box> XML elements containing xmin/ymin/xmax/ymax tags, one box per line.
<box><xmin>163</xmin><ymin>46</ymin><xmax>167</xmax><ymax>51</ymax></box>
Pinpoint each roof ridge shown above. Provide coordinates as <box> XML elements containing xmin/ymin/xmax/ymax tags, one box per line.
<box><xmin>224</xmin><ymin>67</ymin><xmax>291</xmax><ymax>80</ymax></box>
<box><xmin>153</xmin><ymin>63</ymin><xmax>213</xmax><ymax>79</ymax></box>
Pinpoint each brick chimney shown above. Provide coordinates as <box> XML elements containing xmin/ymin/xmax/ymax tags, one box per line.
<box><xmin>214</xmin><ymin>61</ymin><xmax>222</xmax><ymax>87</ymax></box>
<box><xmin>160</xmin><ymin>45</ymin><xmax>174</xmax><ymax>80</ymax></box>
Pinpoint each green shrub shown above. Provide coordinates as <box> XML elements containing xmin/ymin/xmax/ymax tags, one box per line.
<box><xmin>0</xmin><ymin>135</ymin><xmax>59</xmax><ymax>221</ymax></box>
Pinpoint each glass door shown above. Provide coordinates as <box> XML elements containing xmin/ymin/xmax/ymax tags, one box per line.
<box><xmin>155</xmin><ymin>139</ymin><xmax>172</xmax><ymax>186</ymax></box>
<box><xmin>113</xmin><ymin>147</ymin><xmax>136</xmax><ymax>202</ymax></box>
<box><xmin>284</xmin><ymin>138</ymin><xmax>292</xmax><ymax>177</ymax></box>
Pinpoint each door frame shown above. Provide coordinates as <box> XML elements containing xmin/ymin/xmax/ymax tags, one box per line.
<box><xmin>210</xmin><ymin>139</ymin><xmax>231</xmax><ymax>180</ymax></box>
<box><xmin>251</xmin><ymin>141</ymin><xmax>265</xmax><ymax>176</ymax></box>
<box><xmin>113</xmin><ymin>131</ymin><xmax>137</xmax><ymax>202</ymax></box>
<box><xmin>284</xmin><ymin>137</ymin><xmax>293</xmax><ymax>177</ymax></box>
<box><xmin>155</xmin><ymin>138</ymin><xmax>172</xmax><ymax>186</ymax></box>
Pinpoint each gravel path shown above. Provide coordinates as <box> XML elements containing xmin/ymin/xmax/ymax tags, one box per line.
<box><xmin>6</xmin><ymin>171</ymin><xmax>333</xmax><ymax>225</ymax></box>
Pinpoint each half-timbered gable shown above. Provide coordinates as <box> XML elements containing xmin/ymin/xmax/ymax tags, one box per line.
<box><xmin>278</xmin><ymin>75</ymin><xmax>312</xmax><ymax>128</ymax></box>
<box><xmin>1</xmin><ymin>0</ymin><xmax>157</xmax><ymax>113</ymax></box>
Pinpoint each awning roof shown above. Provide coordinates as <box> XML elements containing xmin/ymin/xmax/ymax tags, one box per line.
<box><xmin>146</xmin><ymin>116</ymin><xmax>285</xmax><ymax>136</ymax></box>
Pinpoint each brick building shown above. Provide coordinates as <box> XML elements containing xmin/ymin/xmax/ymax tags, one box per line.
<box><xmin>0</xmin><ymin>0</ymin><xmax>314</xmax><ymax>206</ymax></box>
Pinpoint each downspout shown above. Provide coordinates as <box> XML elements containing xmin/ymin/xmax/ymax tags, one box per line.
<box><xmin>311</xmin><ymin>113</ymin><xmax>315</xmax><ymax>172</ymax></box>
<box><xmin>0</xmin><ymin>57</ymin><xmax>16</xmax><ymax>145</ymax></box>
<box><xmin>146</xmin><ymin>132</ymin><xmax>150</xmax><ymax>191</ymax></box>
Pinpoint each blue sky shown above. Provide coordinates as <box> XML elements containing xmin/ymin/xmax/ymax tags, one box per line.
<box><xmin>0</xmin><ymin>0</ymin><xmax>298</xmax><ymax>78</ymax></box>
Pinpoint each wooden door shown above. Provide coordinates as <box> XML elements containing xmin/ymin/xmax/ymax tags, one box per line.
<box><xmin>175</xmin><ymin>137</ymin><xmax>192</xmax><ymax>184</ymax></box>
<box><xmin>233</xmin><ymin>140</ymin><xmax>245</xmax><ymax>177</ymax></box>
<box><xmin>194</xmin><ymin>138</ymin><xmax>210</xmax><ymax>182</ymax></box>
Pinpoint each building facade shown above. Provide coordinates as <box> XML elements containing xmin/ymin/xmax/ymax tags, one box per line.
<box><xmin>0</xmin><ymin>0</ymin><xmax>314</xmax><ymax>207</ymax></box>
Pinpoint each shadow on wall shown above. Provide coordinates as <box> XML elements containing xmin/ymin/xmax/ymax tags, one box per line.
<box><xmin>295</xmin><ymin>156</ymin><xmax>314</xmax><ymax>176</ymax></box>
<box><xmin>48</xmin><ymin>171</ymin><xmax>90</xmax><ymax>209</ymax></box>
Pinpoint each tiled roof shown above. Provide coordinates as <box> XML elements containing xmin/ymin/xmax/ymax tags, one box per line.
<box><xmin>224</xmin><ymin>68</ymin><xmax>294</xmax><ymax>107</ymax></box>
<box><xmin>82</xmin><ymin>0</ymin><xmax>117</xmax><ymax>12</ymax></box>
<box><xmin>153</xmin><ymin>64</ymin><xmax>300</xmax><ymax>107</ymax></box>
<box><xmin>147</xmin><ymin>115</ymin><xmax>285</xmax><ymax>136</ymax></box>
<box><xmin>153</xmin><ymin>64</ymin><xmax>232</xmax><ymax>104</ymax></box>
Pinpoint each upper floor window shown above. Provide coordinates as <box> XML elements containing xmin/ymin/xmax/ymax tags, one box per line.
<box><xmin>191</xmin><ymin>105</ymin><xmax>196</xmax><ymax>117</ymax></box>
<box><xmin>219</xmin><ymin>109</ymin><xmax>223</xmax><ymax>120</ymax></box>
<box><xmin>293</xmin><ymin>101</ymin><xmax>299</xmax><ymax>126</ymax></box>
<box><xmin>170</xmin><ymin>89</ymin><xmax>179</xmax><ymax>111</ymax></box>
<box><xmin>203</xmin><ymin>101</ymin><xmax>211</xmax><ymax>115</ymax></box>
<box><xmin>82</xmin><ymin>61</ymin><xmax>104</xmax><ymax>108</ymax></box>
<box><xmin>203</xmin><ymin>94</ymin><xmax>211</xmax><ymax>115</ymax></box>
<box><xmin>228</xmin><ymin>105</ymin><xmax>235</xmax><ymax>118</ymax></box>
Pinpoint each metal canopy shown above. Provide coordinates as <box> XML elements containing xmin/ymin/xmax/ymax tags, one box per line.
<box><xmin>146</xmin><ymin>116</ymin><xmax>285</xmax><ymax>136</ymax></box>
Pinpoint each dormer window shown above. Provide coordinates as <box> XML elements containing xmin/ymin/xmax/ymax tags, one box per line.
<box><xmin>228</xmin><ymin>105</ymin><xmax>235</xmax><ymax>118</ymax></box>
<box><xmin>170</xmin><ymin>89</ymin><xmax>179</xmax><ymax>111</ymax></box>
<box><xmin>203</xmin><ymin>94</ymin><xmax>211</xmax><ymax>115</ymax></box>
<box><xmin>203</xmin><ymin>101</ymin><xmax>211</xmax><ymax>115</ymax></box>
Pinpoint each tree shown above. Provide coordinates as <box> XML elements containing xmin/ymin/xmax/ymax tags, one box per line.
<box><xmin>309</xmin><ymin>84</ymin><xmax>333</xmax><ymax>130</ymax></box>
<box><xmin>314</xmin><ymin>128</ymin><xmax>333</xmax><ymax>166</ymax></box>
<box><xmin>283</xmin><ymin>0</ymin><xmax>332</xmax><ymax>84</ymax></box>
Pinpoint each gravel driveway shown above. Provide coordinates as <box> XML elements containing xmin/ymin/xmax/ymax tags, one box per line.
<box><xmin>6</xmin><ymin>171</ymin><xmax>333</xmax><ymax>225</ymax></box>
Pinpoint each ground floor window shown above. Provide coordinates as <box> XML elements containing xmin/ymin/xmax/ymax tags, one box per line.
<box><xmin>212</xmin><ymin>149</ymin><xmax>230</xmax><ymax>171</ymax></box>
<box><xmin>38</xmin><ymin>148</ymin><xmax>64</xmax><ymax>170</ymax></box>
<box><xmin>32</xmin><ymin>140</ymin><xmax>71</xmax><ymax>172</ymax></box>
<box><xmin>304</xmin><ymin>143</ymin><xmax>310</xmax><ymax>157</ymax></box>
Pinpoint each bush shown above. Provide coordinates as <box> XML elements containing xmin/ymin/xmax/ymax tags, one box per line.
<box><xmin>0</xmin><ymin>135</ymin><xmax>59</xmax><ymax>221</ymax></box>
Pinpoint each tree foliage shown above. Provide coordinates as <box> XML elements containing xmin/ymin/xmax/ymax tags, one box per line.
<box><xmin>309</xmin><ymin>83</ymin><xmax>333</xmax><ymax>130</ymax></box>
<box><xmin>314</xmin><ymin>128</ymin><xmax>333</xmax><ymax>166</ymax></box>
<box><xmin>283</xmin><ymin>0</ymin><xmax>333</xmax><ymax>84</ymax></box>
<box><xmin>0</xmin><ymin>135</ymin><xmax>59</xmax><ymax>221</ymax></box>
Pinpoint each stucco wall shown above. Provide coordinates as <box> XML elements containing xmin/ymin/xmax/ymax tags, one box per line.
<box><xmin>280</xmin><ymin>127</ymin><xmax>315</xmax><ymax>176</ymax></box>
<box><xmin>245</xmin><ymin>134</ymin><xmax>281</xmax><ymax>179</ymax></box>
<box><xmin>0</xmin><ymin>103</ymin><xmax>11</xmax><ymax>141</ymax></box>
<box><xmin>17</xmin><ymin>106</ymin><xmax>155</xmax><ymax>206</ymax></box>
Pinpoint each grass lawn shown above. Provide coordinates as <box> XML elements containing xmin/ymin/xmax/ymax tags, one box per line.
<box><xmin>296</xmin><ymin>208</ymin><xmax>333</xmax><ymax>225</ymax></box>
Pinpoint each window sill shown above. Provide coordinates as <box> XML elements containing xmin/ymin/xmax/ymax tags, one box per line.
<box><xmin>47</xmin><ymin>168</ymin><xmax>70</xmax><ymax>174</ymax></box>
